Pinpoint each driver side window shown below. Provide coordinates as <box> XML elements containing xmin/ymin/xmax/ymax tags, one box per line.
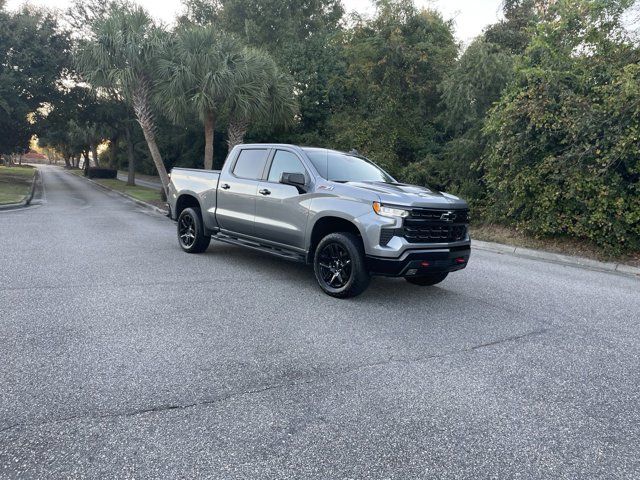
<box><xmin>267</xmin><ymin>150</ymin><xmax>306</xmax><ymax>183</ymax></box>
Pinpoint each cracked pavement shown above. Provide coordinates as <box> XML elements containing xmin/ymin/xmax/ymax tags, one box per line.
<box><xmin>1</xmin><ymin>165</ymin><xmax>639</xmax><ymax>479</ymax></box>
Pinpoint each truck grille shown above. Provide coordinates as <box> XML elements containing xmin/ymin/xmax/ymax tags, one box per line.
<box><xmin>401</xmin><ymin>208</ymin><xmax>469</xmax><ymax>244</ymax></box>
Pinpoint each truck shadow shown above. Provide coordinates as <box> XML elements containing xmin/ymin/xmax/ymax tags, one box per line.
<box><xmin>201</xmin><ymin>242</ymin><xmax>457</xmax><ymax>304</ymax></box>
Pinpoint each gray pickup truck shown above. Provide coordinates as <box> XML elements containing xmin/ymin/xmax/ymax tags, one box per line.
<box><xmin>167</xmin><ymin>144</ymin><xmax>470</xmax><ymax>298</ymax></box>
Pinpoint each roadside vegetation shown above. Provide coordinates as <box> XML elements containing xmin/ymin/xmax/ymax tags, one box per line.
<box><xmin>0</xmin><ymin>166</ymin><xmax>35</xmax><ymax>205</ymax></box>
<box><xmin>0</xmin><ymin>0</ymin><xmax>638</xmax><ymax>257</ymax></box>
<box><xmin>89</xmin><ymin>179</ymin><xmax>165</xmax><ymax>208</ymax></box>
<box><xmin>68</xmin><ymin>169</ymin><xmax>164</xmax><ymax>207</ymax></box>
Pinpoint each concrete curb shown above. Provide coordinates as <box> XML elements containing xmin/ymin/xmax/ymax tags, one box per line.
<box><xmin>472</xmin><ymin>239</ymin><xmax>640</xmax><ymax>278</ymax></box>
<box><xmin>0</xmin><ymin>168</ymin><xmax>39</xmax><ymax>211</ymax></box>
<box><xmin>70</xmin><ymin>171</ymin><xmax>169</xmax><ymax>216</ymax></box>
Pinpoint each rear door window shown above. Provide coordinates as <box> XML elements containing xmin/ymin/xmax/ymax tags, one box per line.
<box><xmin>232</xmin><ymin>149</ymin><xmax>269</xmax><ymax>180</ymax></box>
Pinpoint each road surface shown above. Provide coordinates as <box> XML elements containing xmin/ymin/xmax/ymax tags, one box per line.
<box><xmin>1</xmin><ymin>165</ymin><xmax>639</xmax><ymax>479</ymax></box>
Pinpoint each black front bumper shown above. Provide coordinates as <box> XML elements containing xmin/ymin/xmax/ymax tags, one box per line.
<box><xmin>366</xmin><ymin>246</ymin><xmax>471</xmax><ymax>277</ymax></box>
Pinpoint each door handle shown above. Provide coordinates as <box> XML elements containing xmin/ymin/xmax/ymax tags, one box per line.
<box><xmin>259</xmin><ymin>189</ymin><xmax>271</xmax><ymax>196</ymax></box>
<box><xmin>221</xmin><ymin>183</ymin><xmax>230</xmax><ymax>190</ymax></box>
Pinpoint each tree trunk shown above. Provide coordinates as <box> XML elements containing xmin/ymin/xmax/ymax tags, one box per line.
<box><xmin>91</xmin><ymin>144</ymin><xmax>100</xmax><ymax>167</ymax></box>
<box><xmin>125</xmin><ymin>124</ymin><xmax>136</xmax><ymax>186</ymax></box>
<box><xmin>83</xmin><ymin>151</ymin><xmax>90</xmax><ymax>176</ymax></box>
<box><xmin>132</xmin><ymin>81</ymin><xmax>169</xmax><ymax>196</ymax></box>
<box><xmin>204</xmin><ymin>110</ymin><xmax>215</xmax><ymax>170</ymax></box>
<box><xmin>227</xmin><ymin>116</ymin><xmax>249</xmax><ymax>151</ymax></box>
<box><xmin>64</xmin><ymin>156</ymin><xmax>71</xmax><ymax>168</ymax></box>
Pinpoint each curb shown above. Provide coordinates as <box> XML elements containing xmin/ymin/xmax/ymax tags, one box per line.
<box><xmin>472</xmin><ymin>239</ymin><xmax>640</xmax><ymax>278</ymax></box>
<box><xmin>0</xmin><ymin>168</ymin><xmax>39</xmax><ymax>211</ymax></box>
<box><xmin>70</xmin><ymin>171</ymin><xmax>169</xmax><ymax>216</ymax></box>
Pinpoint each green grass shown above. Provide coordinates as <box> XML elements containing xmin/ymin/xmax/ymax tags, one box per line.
<box><xmin>93</xmin><ymin>178</ymin><xmax>163</xmax><ymax>205</ymax></box>
<box><xmin>0</xmin><ymin>165</ymin><xmax>35</xmax><ymax>204</ymax></box>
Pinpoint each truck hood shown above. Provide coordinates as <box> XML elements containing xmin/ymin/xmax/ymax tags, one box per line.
<box><xmin>343</xmin><ymin>181</ymin><xmax>468</xmax><ymax>209</ymax></box>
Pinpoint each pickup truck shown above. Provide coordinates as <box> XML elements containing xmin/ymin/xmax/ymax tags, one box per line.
<box><xmin>167</xmin><ymin>144</ymin><xmax>470</xmax><ymax>298</ymax></box>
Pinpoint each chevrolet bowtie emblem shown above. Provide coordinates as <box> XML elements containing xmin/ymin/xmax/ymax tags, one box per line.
<box><xmin>440</xmin><ymin>211</ymin><xmax>456</xmax><ymax>222</ymax></box>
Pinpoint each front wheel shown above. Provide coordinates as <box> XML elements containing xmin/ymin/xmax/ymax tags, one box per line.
<box><xmin>177</xmin><ymin>207</ymin><xmax>210</xmax><ymax>253</ymax></box>
<box><xmin>313</xmin><ymin>232</ymin><xmax>370</xmax><ymax>298</ymax></box>
<box><xmin>405</xmin><ymin>272</ymin><xmax>448</xmax><ymax>286</ymax></box>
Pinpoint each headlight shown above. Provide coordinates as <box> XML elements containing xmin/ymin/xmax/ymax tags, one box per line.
<box><xmin>372</xmin><ymin>202</ymin><xmax>409</xmax><ymax>218</ymax></box>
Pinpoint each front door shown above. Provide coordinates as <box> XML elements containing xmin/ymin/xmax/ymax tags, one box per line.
<box><xmin>216</xmin><ymin>147</ymin><xmax>270</xmax><ymax>237</ymax></box>
<box><xmin>254</xmin><ymin>149</ymin><xmax>311</xmax><ymax>249</ymax></box>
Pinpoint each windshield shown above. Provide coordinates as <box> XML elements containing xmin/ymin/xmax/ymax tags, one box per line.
<box><xmin>303</xmin><ymin>148</ymin><xmax>396</xmax><ymax>183</ymax></box>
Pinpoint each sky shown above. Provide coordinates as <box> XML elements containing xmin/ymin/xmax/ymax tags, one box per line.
<box><xmin>5</xmin><ymin>0</ymin><xmax>504</xmax><ymax>44</ymax></box>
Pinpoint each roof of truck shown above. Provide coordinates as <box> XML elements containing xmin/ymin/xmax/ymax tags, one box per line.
<box><xmin>237</xmin><ymin>144</ymin><xmax>351</xmax><ymax>156</ymax></box>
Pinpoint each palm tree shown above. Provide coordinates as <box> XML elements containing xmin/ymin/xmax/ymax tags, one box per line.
<box><xmin>156</xmin><ymin>26</ymin><xmax>242</xmax><ymax>170</ymax></box>
<box><xmin>226</xmin><ymin>48</ymin><xmax>297</xmax><ymax>150</ymax></box>
<box><xmin>75</xmin><ymin>5</ymin><xmax>170</xmax><ymax>193</ymax></box>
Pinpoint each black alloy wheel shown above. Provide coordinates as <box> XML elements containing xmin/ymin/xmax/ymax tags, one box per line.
<box><xmin>178</xmin><ymin>212</ymin><xmax>196</xmax><ymax>249</ymax></box>
<box><xmin>317</xmin><ymin>242</ymin><xmax>353</xmax><ymax>289</ymax></box>
<box><xmin>313</xmin><ymin>232</ymin><xmax>370</xmax><ymax>298</ymax></box>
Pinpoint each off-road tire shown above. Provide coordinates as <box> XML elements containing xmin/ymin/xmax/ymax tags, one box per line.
<box><xmin>313</xmin><ymin>232</ymin><xmax>370</xmax><ymax>298</ymax></box>
<box><xmin>177</xmin><ymin>207</ymin><xmax>210</xmax><ymax>253</ymax></box>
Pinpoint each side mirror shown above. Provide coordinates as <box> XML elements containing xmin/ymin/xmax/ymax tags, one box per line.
<box><xmin>280</xmin><ymin>172</ymin><xmax>306</xmax><ymax>192</ymax></box>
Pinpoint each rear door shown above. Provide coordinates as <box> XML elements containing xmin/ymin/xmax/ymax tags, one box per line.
<box><xmin>254</xmin><ymin>149</ymin><xmax>311</xmax><ymax>249</ymax></box>
<box><xmin>216</xmin><ymin>147</ymin><xmax>270</xmax><ymax>237</ymax></box>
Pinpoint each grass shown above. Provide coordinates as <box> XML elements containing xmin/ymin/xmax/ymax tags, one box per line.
<box><xmin>89</xmin><ymin>177</ymin><xmax>165</xmax><ymax>209</ymax></box>
<box><xmin>69</xmin><ymin>169</ymin><xmax>164</xmax><ymax>207</ymax></box>
<box><xmin>471</xmin><ymin>223</ymin><xmax>640</xmax><ymax>268</ymax></box>
<box><xmin>0</xmin><ymin>165</ymin><xmax>35</xmax><ymax>205</ymax></box>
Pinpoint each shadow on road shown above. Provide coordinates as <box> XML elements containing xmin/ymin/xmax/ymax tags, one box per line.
<box><xmin>197</xmin><ymin>241</ymin><xmax>456</xmax><ymax>305</ymax></box>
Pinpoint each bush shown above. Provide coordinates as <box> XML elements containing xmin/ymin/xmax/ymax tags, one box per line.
<box><xmin>482</xmin><ymin>0</ymin><xmax>640</xmax><ymax>254</ymax></box>
<box><xmin>87</xmin><ymin>168</ymin><xmax>117</xmax><ymax>179</ymax></box>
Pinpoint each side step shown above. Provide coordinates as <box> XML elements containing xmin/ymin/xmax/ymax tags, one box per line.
<box><xmin>211</xmin><ymin>233</ymin><xmax>306</xmax><ymax>263</ymax></box>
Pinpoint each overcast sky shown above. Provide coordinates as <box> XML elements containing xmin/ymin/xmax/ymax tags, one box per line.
<box><xmin>5</xmin><ymin>0</ymin><xmax>504</xmax><ymax>44</ymax></box>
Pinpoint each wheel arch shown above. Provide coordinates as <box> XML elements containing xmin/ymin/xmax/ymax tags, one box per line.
<box><xmin>307</xmin><ymin>215</ymin><xmax>364</xmax><ymax>263</ymax></box>
<box><xmin>175</xmin><ymin>193</ymin><xmax>202</xmax><ymax>219</ymax></box>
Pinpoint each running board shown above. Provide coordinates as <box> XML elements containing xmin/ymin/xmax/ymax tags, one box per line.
<box><xmin>211</xmin><ymin>233</ymin><xmax>306</xmax><ymax>263</ymax></box>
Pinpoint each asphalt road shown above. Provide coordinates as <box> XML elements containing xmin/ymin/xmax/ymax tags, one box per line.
<box><xmin>1</xmin><ymin>165</ymin><xmax>639</xmax><ymax>479</ymax></box>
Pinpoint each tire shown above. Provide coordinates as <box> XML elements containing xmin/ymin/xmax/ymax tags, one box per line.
<box><xmin>177</xmin><ymin>207</ymin><xmax>211</xmax><ymax>253</ymax></box>
<box><xmin>405</xmin><ymin>272</ymin><xmax>448</xmax><ymax>286</ymax></box>
<box><xmin>313</xmin><ymin>232</ymin><xmax>370</xmax><ymax>298</ymax></box>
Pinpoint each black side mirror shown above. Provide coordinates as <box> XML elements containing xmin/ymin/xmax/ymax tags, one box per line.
<box><xmin>280</xmin><ymin>172</ymin><xmax>306</xmax><ymax>192</ymax></box>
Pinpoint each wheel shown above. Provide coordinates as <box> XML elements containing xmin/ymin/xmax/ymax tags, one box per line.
<box><xmin>177</xmin><ymin>207</ymin><xmax>210</xmax><ymax>253</ymax></box>
<box><xmin>405</xmin><ymin>272</ymin><xmax>448</xmax><ymax>286</ymax></box>
<box><xmin>313</xmin><ymin>232</ymin><xmax>370</xmax><ymax>298</ymax></box>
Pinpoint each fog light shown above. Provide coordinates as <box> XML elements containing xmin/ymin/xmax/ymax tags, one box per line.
<box><xmin>455</xmin><ymin>257</ymin><xmax>466</xmax><ymax>264</ymax></box>
<box><xmin>420</xmin><ymin>261</ymin><xmax>430</xmax><ymax>267</ymax></box>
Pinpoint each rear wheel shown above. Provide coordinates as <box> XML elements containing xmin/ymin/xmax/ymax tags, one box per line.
<box><xmin>177</xmin><ymin>207</ymin><xmax>210</xmax><ymax>253</ymax></box>
<box><xmin>314</xmin><ymin>232</ymin><xmax>370</xmax><ymax>298</ymax></box>
<box><xmin>405</xmin><ymin>272</ymin><xmax>448</xmax><ymax>286</ymax></box>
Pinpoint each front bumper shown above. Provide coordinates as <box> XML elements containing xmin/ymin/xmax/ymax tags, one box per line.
<box><xmin>366</xmin><ymin>245</ymin><xmax>470</xmax><ymax>277</ymax></box>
